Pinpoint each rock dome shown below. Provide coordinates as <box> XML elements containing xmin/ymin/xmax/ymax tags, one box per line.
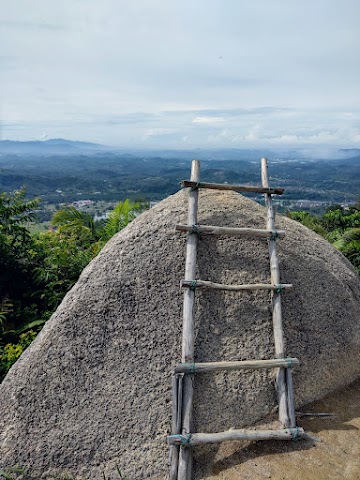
<box><xmin>1</xmin><ymin>189</ymin><xmax>360</xmax><ymax>479</ymax></box>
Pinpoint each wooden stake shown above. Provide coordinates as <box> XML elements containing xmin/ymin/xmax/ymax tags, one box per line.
<box><xmin>261</xmin><ymin>157</ymin><xmax>290</xmax><ymax>428</ymax></box>
<box><xmin>178</xmin><ymin>160</ymin><xmax>200</xmax><ymax>480</ymax></box>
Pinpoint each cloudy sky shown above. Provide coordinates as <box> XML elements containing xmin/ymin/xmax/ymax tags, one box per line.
<box><xmin>1</xmin><ymin>0</ymin><xmax>360</xmax><ymax>148</ymax></box>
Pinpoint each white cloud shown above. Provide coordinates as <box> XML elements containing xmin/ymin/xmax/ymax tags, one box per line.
<box><xmin>192</xmin><ymin>116</ymin><xmax>225</xmax><ymax>124</ymax></box>
<box><xmin>143</xmin><ymin>128</ymin><xmax>176</xmax><ymax>137</ymax></box>
<box><xmin>1</xmin><ymin>0</ymin><xmax>360</xmax><ymax>147</ymax></box>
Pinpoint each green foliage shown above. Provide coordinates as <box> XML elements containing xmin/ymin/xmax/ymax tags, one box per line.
<box><xmin>0</xmin><ymin>189</ymin><xmax>39</xmax><ymax>294</ymax></box>
<box><xmin>0</xmin><ymin>299</ymin><xmax>13</xmax><ymax>326</ymax></box>
<box><xmin>289</xmin><ymin>200</ymin><xmax>360</xmax><ymax>275</ymax></box>
<box><xmin>52</xmin><ymin>206</ymin><xmax>98</xmax><ymax>240</ymax></box>
<box><xmin>102</xmin><ymin>199</ymin><xmax>142</xmax><ymax>242</ymax></box>
<box><xmin>0</xmin><ymin>330</ymin><xmax>37</xmax><ymax>376</ymax></box>
<box><xmin>333</xmin><ymin>228</ymin><xmax>360</xmax><ymax>274</ymax></box>
<box><xmin>32</xmin><ymin>231</ymin><xmax>95</xmax><ymax>308</ymax></box>
<box><xmin>0</xmin><ymin>189</ymin><xmax>43</xmax><ymax>379</ymax></box>
<box><xmin>288</xmin><ymin>211</ymin><xmax>327</xmax><ymax>237</ymax></box>
<box><xmin>0</xmin><ymin>192</ymin><xmax>143</xmax><ymax>381</ymax></box>
<box><xmin>0</xmin><ymin>189</ymin><xmax>39</xmax><ymax>234</ymax></box>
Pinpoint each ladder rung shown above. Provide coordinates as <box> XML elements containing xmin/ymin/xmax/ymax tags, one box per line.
<box><xmin>180</xmin><ymin>180</ymin><xmax>284</xmax><ymax>195</ymax></box>
<box><xmin>181</xmin><ymin>280</ymin><xmax>293</xmax><ymax>292</ymax></box>
<box><xmin>175</xmin><ymin>358</ymin><xmax>299</xmax><ymax>374</ymax></box>
<box><xmin>168</xmin><ymin>427</ymin><xmax>305</xmax><ymax>446</ymax></box>
<box><xmin>175</xmin><ymin>224</ymin><xmax>285</xmax><ymax>238</ymax></box>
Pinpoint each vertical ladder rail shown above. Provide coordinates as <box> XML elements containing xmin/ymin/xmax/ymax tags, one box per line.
<box><xmin>286</xmin><ymin>366</ymin><xmax>296</xmax><ymax>427</ymax></box>
<box><xmin>169</xmin><ymin>374</ymin><xmax>182</xmax><ymax>479</ymax></box>
<box><xmin>261</xmin><ymin>157</ymin><xmax>294</xmax><ymax>428</ymax></box>
<box><xmin>177</xmin><ymin>160</ymin><xmax>200</xmax><ymax>480</ymax></box>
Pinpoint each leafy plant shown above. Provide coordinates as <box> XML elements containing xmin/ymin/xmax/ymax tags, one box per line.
<box><xmin>0</xmin><ymin>299</ymin><xmax>13</xmax><ymax>326</ymax></box>
<box><xmin>333</xmin><ymin>227</ymin><xmax>360</xmax><ymax>274</ymax></box>
<box><xmin>289</xmin><ymin>200</ymin><xmax>360</xmax><ymax>275</ymax></box>
<box><xmin>0</xmin><ymin>330</ymin><xmax>37</xmax><ymax>374</ymax></box>
<box><xmin>0</xmin><ymin>189</ymin><xmax>39</xmax><ymax>235</ymax></box>
<box><xmin>288</xmin><ymin>210</ymin><xmax>326</xmax><ymax>236</ymax></box>
<box><xmin>52</xmin><ymin>207</ymin><xmax>98</xmax><ymax>240</ymax></box>
<box><xmin>102</xmin><ymin>199</ymin><xmax>142</xmax><ymax>242</ymax></box>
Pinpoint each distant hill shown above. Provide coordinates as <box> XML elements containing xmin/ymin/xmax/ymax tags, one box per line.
<box><xmin>1</xmin><ymin>139</ymin><xmax>360</xmax><ymax>161</ymax></box>
<box><xmin>339</xmin><ymin>148</ymin><xmax>360</xmax><ymax>157</ymax></box>
<box><xmin>0</xmin><ymin>139</ymin><xmax>110</xmax><ymax>155</ymax></box>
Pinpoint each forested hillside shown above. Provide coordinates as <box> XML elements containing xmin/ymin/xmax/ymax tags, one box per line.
<box><xmin>1</xmin><ymin>152</ymin><xmax>359</xmax><ymax>209</ymax></box>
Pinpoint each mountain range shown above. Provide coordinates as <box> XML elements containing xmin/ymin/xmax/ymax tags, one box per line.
<box><xmin>1</xmin><ymin>138</ymin><xmax>360</xmax><ymax>161</ymax></box>
<box><xmin>0</xmin><ymin>139</ymin><xmax>110</xmax><ymax>155</ymax></box>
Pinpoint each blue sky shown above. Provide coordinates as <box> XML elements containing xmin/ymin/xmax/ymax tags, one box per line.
<box><xmin>1</xmin><ymin>0</ymin><xmax>360</xmax><ymax>148</ymax></box>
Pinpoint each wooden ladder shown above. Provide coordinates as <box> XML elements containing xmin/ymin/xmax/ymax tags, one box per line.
<box><xmin>168</xmin><ymin>158</ymin><xmax>305</xmax><ymax>480</ymax></box>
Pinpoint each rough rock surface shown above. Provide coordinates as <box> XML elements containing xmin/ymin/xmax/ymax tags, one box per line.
<box><xmin>1</xmin><ymin>189</ymin><xmax>360</xmax><ymax>479</ymax></box>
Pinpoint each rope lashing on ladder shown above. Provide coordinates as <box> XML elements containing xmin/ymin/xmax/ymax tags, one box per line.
<box><xmin>168</xmin><ymin>433</ymin><xmax>193</xmax><ymax>446</ymax></box>
<box><xmin>190</xmin><ymin>224</ymin><xmax>202</xmax><ymax>239</ymax></box>
<box><xmin>190</xmin><ymin>280</ymin><xmax>197</xmax><ymax>291</ymax></box>
<box><xmin>284</xmin><ymin>357</ymin><xmax>293</xmax><ymax>368</ymax></box>
<box><xmin>269</xmin><ymin>229</ymin><xmax>279</xmax><ymax>241</ymax></box>
<box><xmin>190</xmin><ymin>182</ymin><xmax>202</xmax><ymax>191</ymax></box>
<box><xmin>274</xmin><ymin>284</ymin><xmax>284</xmax><ymax>294</ymax></box>
<box><xmin>290</xmin><ymin>427</ymin><xmax>301</xmax><ymax>442</ymax></box>
<box><xmin>181</xmin><ymin>362</ymin><xmax>196</xmax><ymax>374</ymax></box>
<box><xmin>275</xmin><ymin>358</ymin><xmax>293</xmax><ymax>368</ymax></box>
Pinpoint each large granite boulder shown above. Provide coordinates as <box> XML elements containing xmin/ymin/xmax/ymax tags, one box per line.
<box><xmin>1</xmin><ymin>189</ymin><xmax>360</xmax><ymax>479</ymax></box>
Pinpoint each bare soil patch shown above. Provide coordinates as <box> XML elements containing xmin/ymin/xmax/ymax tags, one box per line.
<box><xmin>204</xmin><ymin>378</ymin><xmax>360</xmax><ymax>479</ymax></box>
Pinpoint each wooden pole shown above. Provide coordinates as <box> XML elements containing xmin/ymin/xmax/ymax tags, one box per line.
<box><xmin>178</xmin><ymin>160</ymin><xmax>200</xmax><ymax>480</ymax></box>
<box><xmin>180</xmin><ymin>180</ymin><xmax>284</xmax><ymax>195</ymax></box>
<box><xmin>261</xmin><ymin>157</ymin><xmax>290</xmax><ymax>428</ymax></box>
<box><xmin>175</xmin><ymin>224</ymin><xmax>286</xmax><ymax>238</ymax></box>
<box><xmin>286</xmin><ymin>367</ymin><xmax>296</xmax><ymax>428</ymax></box>
<box><xmin>170</xmin><ymin>375</ymin><xmax>180</xmax><ymax>480</ymax></box>
<box><xmin>175</xmin><ymin>357</ymin><xmax>299</xmax><ymax>374</ymax></box>
<box><xmin>181</xmin><ymin>279</ymin><xmax>293</xmax><ymax>292</ymax></box>
<box><xmin>295</xmin><ymin>412</ymin><xmax>334</xmax><ymax>418</ymax></box>
<box><xmin>168</xmin><ymin>427</ymin><xmax>305</xmax><ymax>446</ymax></box>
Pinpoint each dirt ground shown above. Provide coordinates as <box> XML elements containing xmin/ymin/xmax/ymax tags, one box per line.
<box><xmin>204</xmin><ymin>378</ymin><xmax>360</xmax><ymax>480</ymax></box>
